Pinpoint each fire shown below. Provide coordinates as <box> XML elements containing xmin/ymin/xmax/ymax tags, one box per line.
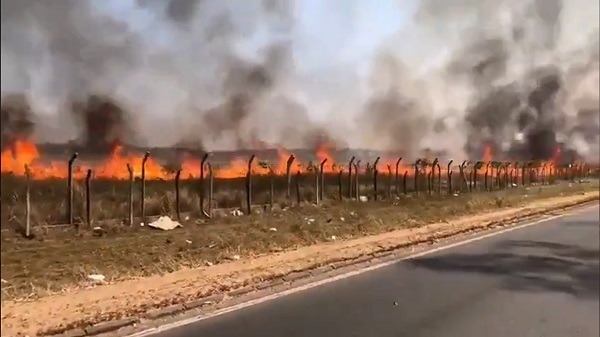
<box><xmin>0</xmin><ymin>140</ymin><xmax>346</xmax><ymax>180</ymax></box>
<box><xmin>0</xmin><ymin>140</ymin><xmax>562</xmax><ymax>181</ymax></box>
<box><xmin>482</xmin><ymin>145</ymin><xmax>493</xmax><ymax>163</ymax></box>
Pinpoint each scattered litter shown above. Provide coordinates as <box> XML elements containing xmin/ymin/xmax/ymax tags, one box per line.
<box><xmin>269</xmin><ymin>227</ymin><xmax>277</xmax><ymax>232</ymax></box>
<box><xmin>359</xmin><ymin>195</ymin><xmax>368</xmax><ymax>202</ymax></box>
<box><xmin>148</xmin><ymin>216</ymin><xmax>182</xmax><ymax>231</ymax></box>
<box><xmin>453</xmin><ymin>193</ymin><xmax>459</xmax><ymax>197</ymax></box>
<box><xmin>305</xmin><ymin>217</ymin><xmax>315</xmax><ymax>224</ymax></box>
<box><xmin>140</xmin><ymin>222</ymin><xmax>145</xmax><ymax>227</ymax></box>
<box><xmin>231</xmin><ymin>209</ymin><xmax>243</xmax><ymax>216</ymax></box>
<box><xmin>230</xmin><ymin>255</ymin><xmax>241</xmax><ymax>261</ymax></box>
<box><xmin>511</xmin><ymin>183</ymin><xmax>517</xmax><ymax>187</ymax></box>
<box><xmin>87</xmin><ymin>274</ymin><xmax>106</xmax><ymax>284</ymax></box>
<box><xmin>185</xmin><ymin>239</ymin><xmax>192</xmax><ymax>244</ymax></box>
<box><xmin>204</xmin><ymin>261</ymin><xmax>213</xmax><ymax>267</ymax></box>
<box><xmin>92</xmin><ymin>226</ymin><xmax>105</xmax><ymax>237</ymax></box>
<box><xmin>184</xmin><ymin>215</ymin><xmax>190</xmax><ymax>221</ymax></box>
<box><xmin>1</xmin><ymin>279</ymin><xmax>7</xmax><ymax>284</ymax></box>
<box><xmin>350</xmin><ymin>211</ymin><xmax>357</xmax><ymax>217</ymax></box>
<box><xmin>339</xmin><ymin>217</ymin><xmax>345</xmax><ymax>222</ymax></box>
<box><xmin>330</xmin><ymin>235</ymin><xmax>337</xmax><ymax>241</ymax></box>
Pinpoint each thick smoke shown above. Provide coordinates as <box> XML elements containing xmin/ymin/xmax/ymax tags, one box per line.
<box><xmin>1</xmin><ymin>0</ymin><xmax>599</xmax><ymax>163</ymax></box>
<box><xmin>401</xmin><ymin>0</ymin><xmax>600</xmax><ymax>162</ymax></box>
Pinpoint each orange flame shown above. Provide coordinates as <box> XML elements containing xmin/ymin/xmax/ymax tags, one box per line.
<box><xmin>0</xmin><ymin>140</ymin><xmax>348</xmax><ymax>180</ymax></box>
<box><xmin>482</xmin><ymin>145</ymin><xmax>492</xmax><ymax>163</ymax></box>
<box><xmin>0</xmin><ymin>140</ymin><xmax>557</xmax><ymax>181</ymax></box>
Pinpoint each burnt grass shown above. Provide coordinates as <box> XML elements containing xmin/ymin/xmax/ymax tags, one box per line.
<box><xmin>1</xmin><ymin>172</ymin><xmax>598</xmax><ymax>302</ymax></box>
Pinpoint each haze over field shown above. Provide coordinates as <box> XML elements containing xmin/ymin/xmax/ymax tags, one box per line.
<box><xmin>1</xmin><ymin>0</ymin><xmax>598</xmax><ymax>162</ymax></box>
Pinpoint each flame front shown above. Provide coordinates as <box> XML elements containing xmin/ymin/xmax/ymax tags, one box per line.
<box><xmin>0</xmin><ymin>140</ymin><xmax>562</xmax><ymax>181</ymax></box>
<box><xmin>0</xmin><ymin>141</ymin><xmax>345</xmax><ymax>180</ymax></box>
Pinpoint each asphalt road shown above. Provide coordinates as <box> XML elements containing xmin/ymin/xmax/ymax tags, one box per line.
<box><xmin>157</xmin><ymin>205</ymin><xmax>600</xmax><ymax>337</ymax></box>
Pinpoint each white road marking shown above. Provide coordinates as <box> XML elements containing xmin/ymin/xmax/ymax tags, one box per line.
<box><xmin>128</xmin><ymin>204</ymin><xmax>599</xmax><ymax>337</ymax></box>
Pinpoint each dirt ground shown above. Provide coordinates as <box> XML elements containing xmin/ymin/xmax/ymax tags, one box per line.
<box><xmin>1</xmin><ymin>183</ymin><xmax>598</xmax><ymax>336</ymax></box>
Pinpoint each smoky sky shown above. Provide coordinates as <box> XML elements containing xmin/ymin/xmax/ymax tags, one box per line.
<box><xmin>1</xmin><ymin>0</ymin><xmax>598</xmax><ymax>162</ymax></box>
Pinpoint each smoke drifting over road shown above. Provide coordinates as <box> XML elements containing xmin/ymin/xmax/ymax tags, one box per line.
<box><xmin>1</xmin><ymin>0</ymin><xmax>598</xmax><ymax>162</ymax></box>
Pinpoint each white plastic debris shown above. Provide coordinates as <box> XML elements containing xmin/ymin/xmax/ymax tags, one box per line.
<box><xmin>339</xmin><ymin>217</ymin><xmax>345</xmax><ymax>222</ymax></box>
<box><xmin>231</xmin><ymin>255</ymin><xmax>241</xmax><ymax>261</ymax></box>
<box><xmin>359</xmin><ymin>195</ymin><xmax>368</xmax><ymax>202</ymax></box>
<box><xmin>231</xmin><ymin>209</ymin><xmax>243</xmax><ymax>216</ymax></box>
<box><xmin>269</xmin><ymin>227</ymin><xmax>277</xmax><ymax>232</ymax></box>
<box><xmin>87</xmin><ymin>274</ymin><xmax>106</xmax><ymax>284</ymax></box>
<box><xmin>1</xmin><ymin>279</ymin><xmax>7</xmax><ymax>284</ymax></box>
<box><xmin>185</xmin><ymin>239</ymin><xmax>192</xmax><ymax>244</ymax></box>
<box><xmin>147</xmin><ymin>216</ymin><xmax>182</xmax><ymax>231</ymax></box>
<box><xmin>330</xmin><ymin>235</ymin><xmax>337</xmax><ymax>241</ymax></box>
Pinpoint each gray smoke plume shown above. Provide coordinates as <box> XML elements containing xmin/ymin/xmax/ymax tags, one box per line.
<box><xmin>1</xmin><ymin>0</ymin><xmax>599</xmax><ymax>163</ymax></box>
<box><xmin>1</xmin><ymin>0</ymin><xmax>325</xmax><ymax>153</ymax></box>
<box><xmin>393</xmin><ymin>0</ymin><xmax>600</xmax><ymax>162</ymax></box>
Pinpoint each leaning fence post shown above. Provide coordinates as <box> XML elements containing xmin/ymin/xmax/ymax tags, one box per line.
<box><xmin>175</xmin><ymin>169</ymin><xmax>182</xmax><ymax>221</ymax></box>
<box><xmin>387</xmin><ymin>164</ymin><xmax>393</xmax><ymax>200</ymax></box>
<box><xmin>67</xmin><ymin>153</ymin><xmax>78</xmax><ymax>226</ymax></box>
<box><xmin>541</xmin><ymin>163</ymin><xmax>547</xmax><ymax>185</ymax></box>
<box><xmin>337</xmin><ymin>167</ymin><xmax>343</xmax><ymax>201</ymax></box>
<box><xmin>473</xmin><ymin>162</ymin><xmax>480</xmax><ymax>191</ymax></box>
<box><xmin>286</xmin><ymin>155</ymin><xmax>295</xmax><ymax>199</ymax></box>
<box><xmin>245</xmin><ymin>154</ymin><xmax>256</xmax><ymax>215</ymax></box>
<box><xmin>319</xmin><ymin>159</ymin><xmax>328</xmax><ymax>202</ymax></box>
<box><xmin>467</xmin><ymin>163</ymin><xmax>474</xmax><ymax>192</ymax></box>
<box><xmin>348</xmin><ymin>156</ymin><xmax>355</xmax><ymax>199</ymax></box>
<box><xmin>268</xmin><ymin>165</ymin><xmax>275</xmax><ymax>210</ymax></box>
<box><xmin>25</xmin><ymin>165</ymin><xmax>31</xmax><ymax>238</ymax></box>
<box><xmin>311</xmin><ymin>164</ymin><xmax>319</xmax><ymax>204</ymax></box>
<box><xmin>447</xmin><ymin>160</ymin><xmax>454</xmax><ymax>195</ymax></box>
<box><xmin>141</xmin><ymin>151</ymin><xmax>150</xmax><ymax>220</ymax></box>
<box><xmin>295</xmin><ymin>170</ymin><xmax>302</xmax><ymax>206</ymax></box>
<box><xmin>85</xmin><ymin>169</ymin><xmax>92</xmax><ymax>227</ymax></box>
<box><xmin>354</xmin><ymin>161</ymin><xmax>361</xmax><ymax>200</ymax></box>
<box><xmin>414</xmin><ymin>159</ymin><xmax>421</xmax><ymax>195</ymax></box>
<box><xmin>459</xmin><ymin>160</ymin><xmax>468</xmax><ymax>192</ymax></box>
<box><xmin>528</xmin><ymin>162</ymin><xmax>534</xmax><ymax>185</ymax></box>
<box><xmin>126</xmin><ymin>164</ymin><xmax>134</xmax><ymax>226</ymax></box>
<box><xmin>395</xmin><ymin>157</ymin><xmax>402</xmax><ymax>195</ymax></box>
<box><xmin>430</xmin><ymin>158</ymin><xmax>439</xmax><ymax>195</ymax></box>
<box><xmin>495</xmin><ymin>164</ymin><xmax>501</xmax><ymax>189</ymax></box>
<box><xmin>427</xmin><ymin>170</ymin><xmax>433</xmax><ymax>196</ymax></box>
<box><xmin>373</xmin><ymin>157</ymin><xmax>381</xmax><ymax>201</ymax></box>
<box><xmin>437</xmin><ymin>163</ymin><xmax>442</xmax><ymax>194</ymax></box>
<box><xmin>199</xmin><ymin>153</ymin><xmax>209</xmax><ymax>217</ymax></box>
<box><xmin>207</xmin><ymin>162</ymin><xmax>214</xmax><ymax>218</ymax></box>
<box><xmin>503</xmin><ymin>164</ymin><xmax>510</xmax><ymax>189</ymax></box>
<box><xmin>484</xmin><ymin>162</ymin><xmax>491</xmax><ymax>191</ymax></box>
